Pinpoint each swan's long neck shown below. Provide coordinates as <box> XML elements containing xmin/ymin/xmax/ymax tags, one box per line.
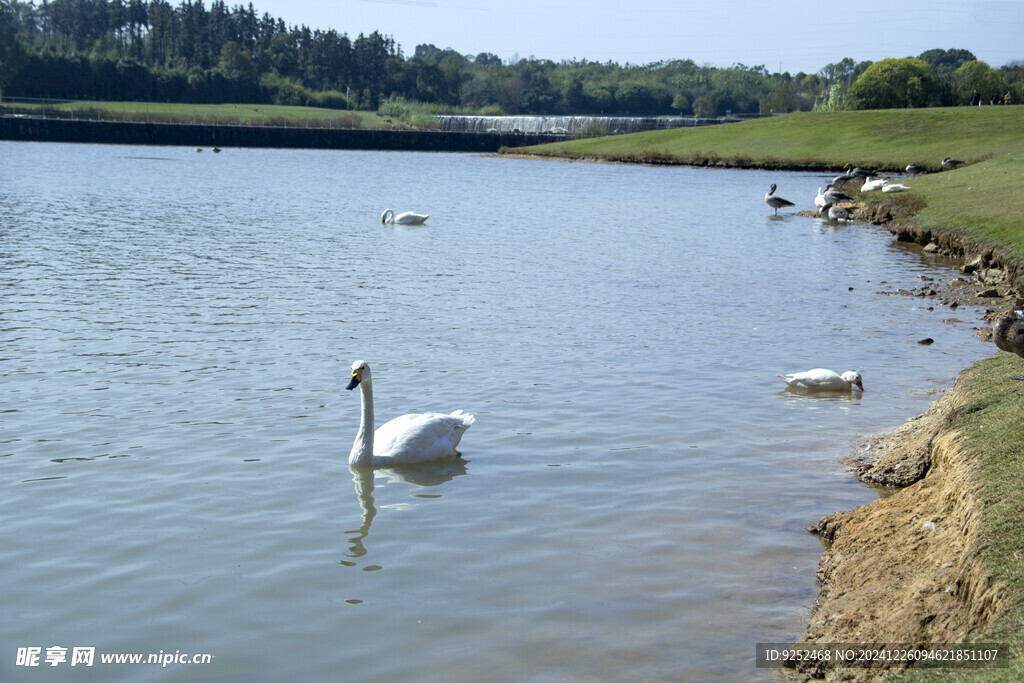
<box><xmin>350</xmin><ymin>380</ymin><xmax>375</xmax><ymax>466</ymax></box>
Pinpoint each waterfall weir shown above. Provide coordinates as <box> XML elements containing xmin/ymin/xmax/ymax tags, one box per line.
<box><xmin>435</xmin><ymin>115</ymin><xmax>734</xmax><ymax>137</ymax></box>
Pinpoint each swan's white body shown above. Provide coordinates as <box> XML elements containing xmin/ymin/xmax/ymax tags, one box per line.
<box><xmin>777</xmin><ymin>368</ymin><xmax>864</xmax><ymax>392</ymax></box>
<box><xmin>347</xmin><ymin>360</ymin><xmax>474</xmax><ymax>467</ymax></box>
<box><xmin>882</xmin><ymin>181</ymin><xmax>909</xmax><ymax>193</ymax></box>
<box><xmin>381</xmin><ymin>209</ymin><xmax>429</xmax><ymax>225</ymax></box>
<box><xmin>861</xmin><ymin>177</ymin><xmax>887</xmax><ymax>192</ymax></box>
<box><xmin>814</xmin><ymin>187</ymin><xmax>827</xmax><ymax>212</ymax></box>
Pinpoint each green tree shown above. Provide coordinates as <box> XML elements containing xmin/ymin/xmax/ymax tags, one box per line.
<box><xmin>218</xmin><ymin>40</ymin><xmax>256</xmax><ymax>80</ymax></box>
<box><xmin>848</xmin><ymin>57</ymin><xmax>935</xmax><ymax>109</ymax></box>
<box><xmin>1</xmin><ymin>1</ymin><xmax>26</xmax><ymax>93</ymax></box>
<box><xmin>953</xmin><ymin>60</ymin><xmax>1008</xmax><ymax>105</ymax></box>
<box><xmin>671</xmin><ymin>92</ymin><xmax>691</xmax><ymax>114</ymax></box>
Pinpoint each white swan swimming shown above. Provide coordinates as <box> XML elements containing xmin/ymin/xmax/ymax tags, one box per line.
<box><xmin>381</xmin><ymin>209</ymin><xmax>429</xmax><ymax>225</ymax></box>
<box><xmin>346</xmin><ymin>360</ymin><xmax>475</xmax><ymax>467</ymax></box>
<box><xmin>777</xmin><ymin>368</ymin><xmax>864</xmax><ymax>391</ymax></box>
<box><xmin>765</xmin><ymin>184</ymin><xmax>795</xmax><ymax>215</ymax></box>
<box><xmin>860</xmin><ymin>177</ymin><xmax>887</xmax><ymax>192</ymax></box>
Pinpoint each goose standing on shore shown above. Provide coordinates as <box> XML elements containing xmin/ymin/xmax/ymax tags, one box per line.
<box><xmin>842</xmin><ymin>163</ymin><xmax>874</xmax><ymax>178</ymax></box>
<box><xmin>777</xmin><ymin>368</ymin><xmax>864</xmax><ymax>392</ymax></box>
<box><xmin>346</xmin><ymin>360</ymin><xmax>475</xmax><ymax>466</ymax></box>
<box><xmin>994</xmin><ymin>307</ymin><xmax>1024</xmax><ymax>379</ymax></box>
<box><xmin>942</xmin><ymin>157</ymin><xmax>965</xmax><ymax>170</ymax></box>
<box><xmin>765</xmin><ymin>184</ymin><xmax>795</xmax><ymax>215</ymax></box>
<box><xmin>823</xmin><ymin>184</ymin><xmax>853</xmax><ymax>203</ymax></box>
<box><xmin>906</xmin><ymin>163</ymin><xmax>923</xmax><ymax>175</ymax></box>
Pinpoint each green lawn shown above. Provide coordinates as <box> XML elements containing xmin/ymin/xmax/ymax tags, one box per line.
<box><xmin>520</xmin><ymin>107</ymin><xmax>1024</xmax><ymax>172</ymax></box>
<box><xmin>0</xmin><ymin>99</ymin><xmax>417</xmax><ymax>129</ymax></box>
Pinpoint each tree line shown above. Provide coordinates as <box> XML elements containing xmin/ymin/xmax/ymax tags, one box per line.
<box><xmin>2</xmin><ymin>0</ymin><xmax>1022</xmax><ymax>115</ymax></box>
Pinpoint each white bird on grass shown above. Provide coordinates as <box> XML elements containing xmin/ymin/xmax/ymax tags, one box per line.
<box><xmin>882</xmin><ymin>181</ymin><xmax>910</xmax><ymax>193</ymax></box>
<box><xmin>861</xmin><ymin>177</ymin><xmax>887</xmax><ymax>192</ymax></box>
<box><xmin>381</xmin><ymin>209</ymin><xmax>430</xmax><ymax>225</ymax></box>
<box><xmin>777</xmin><ymin>368</ymin><xmax>864</xmax><ymax>392</ymax></box>
<box><xmin>765</xmin><ymin>184</ymin><xmax>795</xmax><ymax>215</ymax></box>
<box><xmin>346</xmin><ymin>361</ymin><xmax>474</xmax><ymax>467</ymax></box>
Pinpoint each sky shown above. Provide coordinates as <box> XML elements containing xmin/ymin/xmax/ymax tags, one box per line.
<box><xmin>243</xmin><ymin>0</ymin><xmax>1023</xmax><ymax>74</ymax></box>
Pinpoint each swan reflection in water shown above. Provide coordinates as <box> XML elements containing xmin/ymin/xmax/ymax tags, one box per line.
<box><xmin>344</xmin><ymin>459</ymin><xmax>469</xmax><ymax>561</ymax></box>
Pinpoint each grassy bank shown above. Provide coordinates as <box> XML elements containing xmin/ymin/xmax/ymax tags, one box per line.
<box><xmin>0</xmin><ymin>99</ymin><xmax>408</xmax><ymax>130</ymax></box>
<box><xmin>899</xmin><ymin>354</ymin><xmax>1024</xmax><ymax>681</ymax></box>
<box><xmin>511</xmin><ymin>107</ymin><xmax>1024</xmax><ymax>171</ymax></box>
<box><xmin>512</xmin><ymin>106</ymin><xmax>1024</xmax><ymax>678</ymax></box>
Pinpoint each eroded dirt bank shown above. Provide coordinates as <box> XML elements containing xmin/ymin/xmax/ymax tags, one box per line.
<box><xmin>789</xmin><ymin>220</ymin><xmax>1021</xmax><ymax>681</ymax></box>
<box><xmin>792</xmin><ymin>387</ymin><xmax>1005</xmax><ymax>681</ymax></box>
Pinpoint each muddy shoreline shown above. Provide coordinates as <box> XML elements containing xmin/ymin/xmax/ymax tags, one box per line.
<box><xmin>791</xmin><ymin>210</ymin><xmax>1021</xmax><ymax>680</ymax></box>
<box><xmin>506</xmin><ymin>150</ymin><xmax>1022</xmax><ymax>680</ymax></box>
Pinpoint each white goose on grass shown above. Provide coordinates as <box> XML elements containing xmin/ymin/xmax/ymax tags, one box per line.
<box><xmin>346</xmin><ymin>360</ymin><xmax>475</xmax><ymax>467</ymax></box>
<box><xmin>861</xmin><ymin>176</ymin><xmax>888</xmax><ymax>192</ymax></box>
<box><xmin>777</xmin><ymin>368</ymin><xmax>864</xmax><ymax>392</ymax></box>
<box><xmin>765</xmin><ymin>184</ymin><xmax>795</xmax><ymax>215</ymax></box>
<box><xmin>381</xmin><ymin>209</ymin><xmax>430</xmax><ymax>225</ymax></box>
<box><xmin>882</xmin><ymin>181</ymin><xmax>910</xmax><ymax>193</ymax></box>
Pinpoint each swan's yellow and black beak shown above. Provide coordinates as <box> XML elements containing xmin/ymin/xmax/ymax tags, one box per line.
<box><xmin>346</xmin><ymin>367</ymin><xmax>363</xmax><ymax>390</ymax></box>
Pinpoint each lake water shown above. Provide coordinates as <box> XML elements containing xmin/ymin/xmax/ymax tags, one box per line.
<box><xmin>0</xmin><ymin>142</ymin><xmax>994</xmax><ymax>681</ymax></box>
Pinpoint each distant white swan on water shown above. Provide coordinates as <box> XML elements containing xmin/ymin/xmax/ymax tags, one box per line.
<box><xmin>346</xmin><ymin>360</ymin><xmax>474</xmax><ymax>467</ymax></box>
<box><xmin>381</xmin><ymin>209</ymin><xmax>430</xmax><ymax>224</ymax></box>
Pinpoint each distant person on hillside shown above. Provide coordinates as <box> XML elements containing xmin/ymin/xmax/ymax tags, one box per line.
<box><xmin>1006</xmin><ymin>91</ymin><xmax>1013</xmax><ymax>105</ymax></box>
<box><xmin>991</xmin><ymin>93</ymin><xmax>1001</xmax><ymax>105</ymax></box>
<box><xmin>970</xmin><ymin>89</ymin><xmax>981</xmax><ymax>106</ymax></box>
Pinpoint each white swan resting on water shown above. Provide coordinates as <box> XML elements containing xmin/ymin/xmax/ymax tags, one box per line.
<box><xmin>346</xmin><ymin>360</ymin><xmax>474</xmax><ymax>467</ymax></box>
<box><xmin>777</xmin><ymin>368</ymin><xmax>864</xmax><ymax>392</ymax></box>
<box><xmin>381</xmin><ymin>209</ymin><xmax>429</xmax><ymax>224</ymax></box>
